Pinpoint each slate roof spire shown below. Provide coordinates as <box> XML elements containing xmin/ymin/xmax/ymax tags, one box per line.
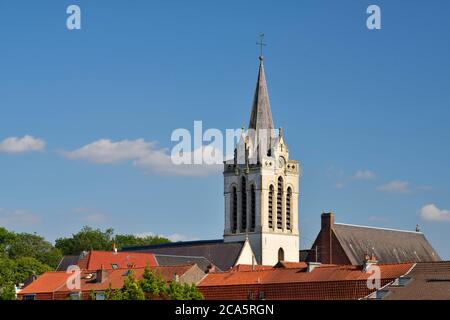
<box><xmin>248</xmin><ymin>57</ymin><xmax>275</xmax><ymax>133</ymax></box>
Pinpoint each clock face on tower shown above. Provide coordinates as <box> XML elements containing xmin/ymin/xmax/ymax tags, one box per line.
<box><xmin>278</xmin><ymin>156</ymin><xmax>286</xmax><ymax>169</ymax></box>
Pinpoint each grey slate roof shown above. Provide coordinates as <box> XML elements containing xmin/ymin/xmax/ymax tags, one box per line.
<box><xmin>383</xmin><ymin>261</ymin><xmax>450</xmax><ymax>300</ymax></box>
<box><xmin>248</xmin><ymin>60</ymin><xmax>274</xmax><ymax>132</ymax></box>
<box><xmin>333</xmin><ymin>223</ymin><xmax>441</xmax><ymax>265</ymax></box>
<box><xmin>154</xmin><ymin>254</ymin><xmax>220</xmax><ymax>273</ymax></box>
<box><xmin>299</xmin><ymin>250</ymin><xmax>311</xmax><ymax>262</ymax></box>
<box><xmin>56</xmin><ymin>255</ymin><xmax>80</xmax><ymax>271</ymax></box>
<box><xmin>122</xmin><ymin>239</ymin><xmax>244</xmax><ymax>271</ymax></box>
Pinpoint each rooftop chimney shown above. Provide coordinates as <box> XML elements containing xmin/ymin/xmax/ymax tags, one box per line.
<box><xmin>319</xmin><ymin>212</ymin><xmax>335</xmax><ymax>264</ymax></box>
<box><xmin>307</xmin><ymin>262</ymin><xmax>321</xmax><ymax>273</ymax></box>
<box><xmin>112</xmin><ymin>243</ymin><xmax>118</xmax><ymax>254</ymax></box>
<box><xmin>96</xmin><ymin>268</ymin><xmax>108</xmax><ymax>283</ymax></box>
<box><xmin>206</xmin><ymin>264</ymin><xmax>216</xmax><ymax>274</ymax></box>
<box><xmin>363</xmin><ymin>253</ymin><xmax>378</xmax><ymax>273</ymax></box>
<box><xmin>321</xmin><ymin>212</ymin><xmax>335</xmax><ymax>229</ymax></box>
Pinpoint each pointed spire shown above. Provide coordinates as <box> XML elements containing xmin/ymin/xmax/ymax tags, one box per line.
<box><xmin>248</xmin><ymin>58</ymin><xmax>274</xmax><ymax>132</ymax></box>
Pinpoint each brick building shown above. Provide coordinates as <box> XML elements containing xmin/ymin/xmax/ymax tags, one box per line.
<box><xmin>198</xmin><ymin>260</ymin><xmax>414</xmax><ymax>300</ymax></box>
<box><xmin>17</xmin><ymin>264</ymin><xmax>204</xmax><ymax>300</ymax></box>
<box><xmin>304</xmin><ymin>212</ymin><xmax>440</xmax><ymax>265</ymax></box>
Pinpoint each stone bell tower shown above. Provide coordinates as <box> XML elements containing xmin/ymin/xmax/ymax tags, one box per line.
<box><xmin>223</xmin><ymin>56</ymin><xmax>300</xmax><ymax>266</ymax></box>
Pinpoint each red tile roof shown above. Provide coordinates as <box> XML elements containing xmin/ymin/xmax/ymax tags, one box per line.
<box><xmin>198</xmin><ymin>263</ymin><xmax>414</xmax><ymax>300</ymax></box>
<box><xmin>76</xmin><ymin>251</ymin><xmax>158</xmax><ymax>270</ymax></box>
<box><xmin>17</xmin><ymin>272</ymin><xmax>70</xmax><ymax>295</ymax></box>
<box><xmin>230</xmin><ymin>264</ymin><xmax>275</xmax><ymax>272</ymax></box>
<box><xmin>19</xmin><ymin>265</ymin><xmax>194</xmax><ymax>296</ymax></box>
<box><xmin>274</xmin><ymin>262</ymin><xmax>309</xmax><ymax>269</ymax></box>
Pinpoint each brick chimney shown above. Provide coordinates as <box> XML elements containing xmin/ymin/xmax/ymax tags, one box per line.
<box><xmin>206</xmin><ymin>264</ymin><xmax>216</xmax><ymax>274</ymax></box>
<box><xmin>96</xmin><ymin>268</ymin><xmax>108</xmax><ymax>283</ymax></box>
<box><xmin>363</xmin><ymin>253</ymin><xmax>378</xmax><ymax>273</ymax></box>
<box><xmin>321</xmin><ymin>212</ymin><xmax>335</xmax><ymax>229</ymax></box>
<box><xmin>319</xmin><ymin>212</ymin><xmax>335</xmax><ymax>264</ymax></box>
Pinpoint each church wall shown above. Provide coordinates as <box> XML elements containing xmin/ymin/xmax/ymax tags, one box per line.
<box><xmin>234</xmin><ymin>239</ymin><xmax>258</xmax><ymax>266</ymax></box>
<box><xmin>222</xmin><ymin>59</ymin><xmax>301</xmax><ymax>266</ymax></box>
<box><xmin>261</xmin><ymin>233</ymin><xmax>299</xmax><ymax>265</ymax></box>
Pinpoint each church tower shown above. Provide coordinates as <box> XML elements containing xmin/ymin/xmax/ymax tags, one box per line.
<box><xmin>223</xmin><ymin>56</ymin><xmax>300</xmax><ymax>265</ymax></box>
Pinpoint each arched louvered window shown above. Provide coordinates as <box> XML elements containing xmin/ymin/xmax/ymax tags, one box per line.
<box><xmin>268</xmin><ymin>185</ymin><xmax>274</xmax><ymax>229</ymax></box>
<box><xmin>231</xmin><ymin>186</ymin><xmax>237</xmax><ymax>233</ymax></box>
<box><xmin>250</xmin><ymin>185</ymin><xmax>256</xmax><ymax>232</ymax></box>
<box><xmin>278</xmin><ymin>248</ymin><xmax>285</xmax><ymax>262</ymax></box>
<box><xmin>277</xmin><ymin>177</ymin><xmax>283</xmax><ymax>229</ymax></box>
<box><xmin>286</xmin><ymin>187</ymin><xmax>292</xmax><ymax>230</ymax></box>
<box><xmin>241</xmin><ymin>177</ymin><xmax>247</xmax><ymax>232</ymax></box>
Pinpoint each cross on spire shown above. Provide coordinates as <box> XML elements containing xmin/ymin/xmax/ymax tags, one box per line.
<box><xmin>256</xmin><ymin>32</ymin><xmax>267</xmax><ymax>60</ymax></box>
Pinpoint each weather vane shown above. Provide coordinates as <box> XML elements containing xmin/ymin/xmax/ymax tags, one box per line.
<box><xmin>256</xmin><ymin>32</ymin><xmax>267</xmax><ymax>60</ymax></box>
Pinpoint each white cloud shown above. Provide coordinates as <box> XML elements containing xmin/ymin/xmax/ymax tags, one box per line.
<box><xmin>62</xmin><ymin>138</ymin><xmax>221</xmax><ymax>176</ymax></box>
<box><xmin>416</xmin><ymin>185</ymin><xmax>433</xmax><ymax>191</ymax></box>
<box><xmin>368</xmin><ymin>215</ymin><xmax>389</xmax><ymax>223</ymax></box>
<box><xmin>84</xmin><ymin>213</ymin><xmax>107</xmax><ymax>223</ymax></box>
<box><xmin>335</xmin><ymin>182</ymin><xmax>344</xmax><ymax>189</ymax></box>
<box><xmin>354</xmin><ymin>169</ymin><xmax>376</xmax><ymax>180</ymax></box>
<box><xmin>62</xmin><ymin>139</ymin><xmax>151</xmax><ymax>164</ymax></box>
<box><xmin>0</xmin><ymin>135</ymin><xmax>46</xmax><ymax>154</ymax></box>
<box><xmin>135</xmin><ymin>231</ymin><xmax>199</xmax><ymax>242</ymax></box>
<box><xmin>166</xmin><ymin>233</ymin><xmax>200</xmax><ymax>242</ymax></box>
<box><xmin>0</xmin><ymin>208</ymin><xmax>41</xmax><ymax>227</ymax></box>
<box><xmin>73</xmin><ymin>207</ymin><xmax>107</xmax><ymax>224</ymax></box>
<box><xmin>376</xmin><ymin>180</ymin><xmax>411</xmax><ymax>194</ymax></box>
<box><xmin>420</xmin><ymin>204</ymin><xmax>450</xmax><ymax>222</ymax></box>
<box><xmin>327</xmin><ymin>166</ymin><xmax>344</xmax><ymax>177</ymax></box>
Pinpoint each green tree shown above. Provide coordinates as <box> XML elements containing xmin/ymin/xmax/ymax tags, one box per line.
<box><xmin>0</xmin><ymin>258</ymin><xmax>17</xmax><ymax>300</ymax></box>
<box><xmin>139</xmin><ymin>267</ymin><xmax>167</xmax><ymax>298</ymax></box>
<box><xmin>166</xmin><ymin>281</ymin><xmax>203</xmax><ymax>300</ymax></box>
<box><xmin>105</xmin><ymin>283</ymin><xmax>124</xmax><ymax>300</ymax></box>
<box><xmin>120</xmin><ymin>271</ymin><xmax>145</xmax><ymax>300</ymax></box>
<box><xmin>114</xmin><ymin>234</ymin><xmax>170</xmax><ymax>248</ymax></box>
<box><xmin>0</xmin><ymin>282</ymin><xmax>16</xmax><ymax>300</ymax></box>
<box><xmin>0</xmin><ymin>227</ymin><xmax>56</xmax><ymax>300</ymax></box>
<box><xmin>0</xmin><ymin>227</ymin><xmax>15</xmax><ymax>254</ymax></box>
<box><xmin>14</xmin><ymin>257</ymin><xmax>52</xmax><ymax>283</ymax></box>
<box><xmin>167</xmin><ymin>281</ymin><xmax>185</xmax><ymax>300</ymax></box>
<box><xmin>55</xmin><ymin>226</ymin><xmax>114</xmax><ymax>255</ymax></box>
<box><xmin>183</xmin><ymin>283</ymin><xmax>203</xmax><ymax>300</ymax></box>
<box><xmin>0</xmin><ymin>228</ymin><xmax>62</xmax><ymax>269</ymax></box>
<box><xmin>55</xmin><ymin>227</ymin><xmax>170</xmax><ymax>255</ymax></box>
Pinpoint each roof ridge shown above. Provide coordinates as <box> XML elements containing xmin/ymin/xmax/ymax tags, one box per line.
<box><xmin>83</xmin><ymin>264</ymin><xmax>195</xmax><ymax>272</ymax></box>
<box><xmin>334</xmin><ymin>222</ymin><xmax>422</xmax><ymax>234</ymax></box>
<box><xmin>122</xmin><ymin>239</ymin><xmax>226</xmax><ymax>250</ymax></box>
<box><xmin>91</xmin><ymin>250</ymin><xmax>153</xmax><ymax>254</ymax></box>
<box><xmin>376</xmin><ymin>262</ymin><xmax>416</xmax><ymax>266</ymax></box>
<box><xmin>154</xmin><ymin>254</ymin><xmax>209</xmax><ymax>259</ymax></box>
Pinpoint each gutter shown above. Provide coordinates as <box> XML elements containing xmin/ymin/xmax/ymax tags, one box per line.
<box><xmin>360</xmin><ymin>263</ymin><xmax>417</xmax><ymax>300</ymax></box>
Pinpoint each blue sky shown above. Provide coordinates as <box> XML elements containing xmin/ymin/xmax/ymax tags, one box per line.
<box><xmin>0</xmin><ymin>1</ymin><xmax>449</xmax><ymax>258</ymax></box>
